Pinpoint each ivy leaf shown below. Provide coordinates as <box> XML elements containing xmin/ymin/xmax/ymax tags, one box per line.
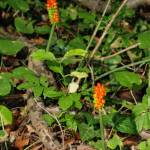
<box><xmin>0</xmin><ymin>105</ymin><xmax>13</xmax><ymax>126</ymax></box>
<box><xmin>31</xmin><ymin>49</ymin><xmax>56</xmax><ymax>61</ymax></box>
<box><xmin>0</xmin><ymin>75</ymin><xmax>11</xmax><ymax>96</ymax></box>
<box><xmin>59</xmin><ymin>95</ymin><xmax>74</xmax><ymax>110</ymax></box>
<box><xmin>42</xmin><ymin>114</ymin><xmax>55</xmax><ymax>126</ymax></box>
<box><xmin>114</xmin><ymin>114</ymin><xmax>137</xmax><ymax>134</ymax></box>
<box><xmin>13</xmin><ymin>67</ymin><xmax>35</xmax><ymax>80</ymax></box>
<box><xmin>15</xmin><ymin>17</ymin><xmax>34</xmax><ymax>34</ymax></box>
<box><xmin>138</xmin><ymin>31</ymin><xmax>150</xmax><ymax>49</ymax></box>
<box><xmin>78</xmin><ymin>123</ymin><xmax>96</xmax><ymax>141</ymax></box>
<box><xmin>43</xmin><ymin>87</ymin><xmax>63</xmax><ymax>98</ymax></box>
<box><xmin>63</xmin><ymin>49</ymin><xmax>87</xmax><ymax>58</ymax></box>
<box><xmin>114</xmin><ymin>71</ymin><xmax>142</xmax><ymax>88</ymax></box>
<box><xmin>7</xmin><ymin>0</ymin><xmax>29</xmax><ymax>12</ymax></box>
<box><xmin>107</xmin><ymin>134</ymin><xmax>123</xmax><ymax>149</ymax></box>
<box><xmin>0</xmin><ymin>39</ymin><xmax>25</xmax><ymax>55</ymax></box>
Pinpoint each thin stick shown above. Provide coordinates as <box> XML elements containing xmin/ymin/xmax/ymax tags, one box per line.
<box><xmin>46</xmin><ymin>23</ymin><xmax>56</xmax><ymax>52</ymax></box>
<box><xmin>86</xmin><ymin>0</ymin><xmax>111</xmax><ymax>51</ymax></box>
<box><xmin>96</xmin><ymin>43</ymin><xmax>139</xmax><ymax>61</ymax></box>
<box><xmin>130</xmin><ymin>90</ymin><xmax>137</xmax><ymax>104</ymax></box>
<box><xmin>34</xmin><ymin>98</ymin><xmax>65</xmax><ymax>150</ymax></box>
<box><xmin>88</xmin><ymin>0</ymin><xmax>128</xmax><ymax>62</ymax></box>
<box><xmin>96</xmin><ymin>58</ymin><xmax>150</xmax><ymax>80</ymax></box>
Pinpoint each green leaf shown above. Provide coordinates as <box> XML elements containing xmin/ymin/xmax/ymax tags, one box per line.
<box><xmin>67</xmin><ymin>6</ymin><xmax>78</xmax><ymax>20</ymax></box>
<box><xmin>0</xmin><ymin>75</ymin><xmax>11</xmax><ymax>96</ymax></box>
<box><xmin>40</xmin><ymin>75</ymin><xmax>48</xmax><ymax>87</ymax></box>
<box><xmin>78</xmin><ymin>123</ymin><xmax>96</xmax><ymax>141</ymax></box>
<box><xmin>65</xmin><ymin>114</ymin><xmax>77</xmax><ymax>131</ymax></box>
<box><xmin>73</xmin><ymin>93</ymin><xmax>82</xmax><ymax>109</ymax></box>
<box><xmin>138</xmin><ymin>31</ymin><xmax>150</xmax><ymax>49</ymax></box>
<box><xmin>31</xmin><ymin>49</ymin><xmax>56</xmax><ymax>61</ymax></box>
<box><xmin>58</xmin><ymin>95</ymin><xmax>74</xmax><ymax>110</ymax></box>
<box><xmin>32</xmin><ymin>86</ymin><xmax>43</xmax><ymax>97</ymax></box>
<box><xmin>133</xmin><ymin>103</ymin><xmax>148</xmax><ymax>116</ymax></box>
<box><xmin>15</xmin><ymin>17</ymin><xmax>34</xmax><ymax>34</ymax></box>
<box><xmin>114</xmin><ymin>115</ymin><xmax>137</xmax><ymax>134</ymax></box>
<box><xmin>138</xmin><ymin>139</ymin><xmax>150</xmax><ymax>150</ymax></box>
<box><xmin>63</xmin><ymin>49</ymin><xmax>87</xmax><ymax>58</ymax></box>
<box><xmin>0</xmin><ymin>105</ymin><xmax>13</xmax><ymax>126</ymax></box>
<box><xmin>107</xmin><ymin>134</ymin><xmax>123</xmax><ymax>149</ymax></box>
<box><xmin>13</xmin><ymin>67</ymin><xmax>35</xmax><ymax>79</ymax></box>
<box><xmin>42</xmin><ymin>114</ymin><xmax>55</xmax><ymax>126</ymax></box>
<box><xmin>35</xmin><ymin>25</ymin><xmax>50</xmax><ymax>34</ymax></box>
<box><xmin>104</xmin><ymin>55</ymin><xmax>122</xmax><ymax>65</ymax></box>
<box><xmin>47</xmin><ymin>61</ymin><xmax>63</xmax><ymax>74</ymax></box>
<box><xmin>67</xmin><ymin>37</ymin><xmax>86</xmax><ymax>49</ymax></box>
<box><xmin>0</xmin><ymin>39</ymin><xmax>25</xmax><ymax>55</ymax></box>
<box><xmin>89</xmin><ymin>140</ymin><xmax>103</xmax><ymax>150</ymax></box>
<box><xmin>43</xmin><ymin>87</ymin><xmax>63</xmax><ymax>98</ymax></box>
<box><xmin>114</xmin><ymin>71</ymin><xmax>142</xmax><ymax>88</ymax></box>
<box><xmin>7</xmin><ymin>0</ymin><xmax>29</xmax><ymax>12</ymax></box>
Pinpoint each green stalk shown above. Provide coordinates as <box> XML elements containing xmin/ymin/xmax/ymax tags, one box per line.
<box><xmin>99</xmin><ymin>109</ymin><xmax>106</xmax><ymax>150</ymax></box>
<box><xmin>96</xmin><ymin>58</ymin><xmax>150</xmax><ymax>80</ymax></box>
<box><xmin>46</xmin><ymin>23</ymin><xmax>56</xmax><ymax>52</ymax></box>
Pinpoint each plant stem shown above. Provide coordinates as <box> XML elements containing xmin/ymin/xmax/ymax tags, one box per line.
<box><xmin>46</xmin><ymin>23</ymin><xmax>56</xmax><ymax>52</ymax></box>
<box><xmin>99</xmin><ymin>109</ymin><xmax>106</xmax><ymax>150</ymax></box>
<box><xmin>86</xmin><ymin>0</ymin><xmax>111</xmax><ymax>51</ymax></box>
<box><xmin>96</xmin><ymin>58</ymin><xmax>150</xmax><ymax>80</ymax></box>
<box><xmin>96</xmin><ymin>43</ymin><xmax>140</xmax><ymax>61</ymax></box>
<box><xmin>88</xmin><ymin>0</ymin><xmax>128</xmax><ymax>62</ymax></box>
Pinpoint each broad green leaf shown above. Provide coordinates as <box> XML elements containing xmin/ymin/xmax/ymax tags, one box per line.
<box><xmin>47</xmin><ymin>61</ymin><xmax>63</xmax><ymax>74</ymax></box>
<box><xmin>63</xmin><ymin>49</ymin><xmax>87</xmax><ymax>58</ymax></box>
<box><xmin>43</xmin><ymin>87</ymin><xmax>63</xmax><ymax>98</ymax></box>
<box><xmin>13</xmin><ymin>67</ymin><xmax>35</xmax><ymax>79</ymax></box>
<box><xmin>114</xmin><ymin>71</ymin><xmax>142</xmax><ymax>88</ymax></box>
<box><xmin>67</xmin><ymin>37</ymin><xmax>86</xmax><ymax>50</ymax></box>
<box><xmin>32</xmin><ymin>86</ymin><xmax>43</xmax><ymax>97</ymax></box>
<box><xmin>40</xmin><ymin>75</ymin><xmax>48</xmax><ymax>87</ymax></box>
<box><xmin>104</xmin><ymin>55</ymin><xmax>122</xmax><ymax>65</ymax></box>
<box><xmin>89</xmin><ymin>140</ymin><xmax>103</xmax><ymax>150</ymax></box>
<box><xmin>138</xmin><ymin>139</ymin><xmax>150</xmax><ymax>150</ymax></box>
<box><xmin>78</xmin><ymin>123</ymin><xmax>96</xmax><ymax>141</ymax></box>
<box><xmin>67</xmin><ymin>6</ymin><xmax>78</xmax><ymax>20</ymax></box>
<box><xmin>138</xmin><ymin>31</ymin><xmax>150</xmax><ymax>49</ymax></box>
<box><xmin>107</xmin><ymin>134</ymin><xmax>123</xmax><ymax>149</ymax></box>
<box><xmin>132</xmin><ymin>103</ymin><xmax>148</xmax><ymax>116</ymax></box>
<box><xmin>58</xmin><ymin>93</ymin><xmax>81</xmax><ymax>110</ymax></box>
<box><xmin>58</xmin><ymin>95</ymin><xmax>74</xmax><ymax>110</ymax></box>
<box><xmin>135</xmin><ymin>114</ymin><xmax>145</xmax><ymax>132</ymax></box>
<box><xmin>70</xmin><ymin>71</ymin><xmax>88</xmax><ymax>79</ymax></box>
<box><xmin>35</xmin><ymin>25</ymin><xmax>50</xmax><ymax>34</ymax></box>
<box><xmin>143</xmin><ymin>112</ymin><xmax>150</xmax><ymax>130</ymax></box>
<box><xmin>0</xmin><ymin>75</ymin><xmax>11</xmax><ymax>96</ymax></box>
<box><xmin>7</xmin><ymin>0</ymin><xmax>29</xmax><ymax>12</ymax></box>
<box><xmin>0</xmin><ymin>105</ymin><xmax>13</xmax><ymax>126</ymax></box>
<box><xmin>0</xmin><ymin>39</ymin><xmax>25</xmax><ymax>55</ymax></box>
<box><xmin>42</xmin><ymin>114</ymin><xmax>55</xmax><ymax>126</ymax></box>
<box><xmin>65</xmin><ymin>114</ymin><xmax>77</xmax><ymax>131</ymax></box>
<box><xmin>73</xmin><ymin>93</ymin><xmax>82</xmax><ymax>109</ymax></box>
<box><xmin>114</xmin><ymin>115</ymin><xmax>137</xmax><ymax>134</ymax></box>
<box><xmin>15</xmin><ymin>17</ymin><xmax>34</xmax><ymax>34</ymax></box>
<box><xmin>31</xmin><ymin>49</ymin><xmax>56</xmax><ymax>61</ymax></box>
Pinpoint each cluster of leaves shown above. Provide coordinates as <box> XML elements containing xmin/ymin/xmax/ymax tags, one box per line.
<box><xmin>0</xmin><ymin>0</ymin><xmax>150</xmax><ymax>149</ymax></box>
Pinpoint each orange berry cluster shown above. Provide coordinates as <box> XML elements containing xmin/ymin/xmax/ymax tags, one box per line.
<box><xmin>47</xmin><ymin>0</ymin><xmax>59</xmax><ymax>23</ymax></box>
<box><xmin>93</xmin><ymin>83</ymin><xmax>106</xmax><ymax>109</ymax></box>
